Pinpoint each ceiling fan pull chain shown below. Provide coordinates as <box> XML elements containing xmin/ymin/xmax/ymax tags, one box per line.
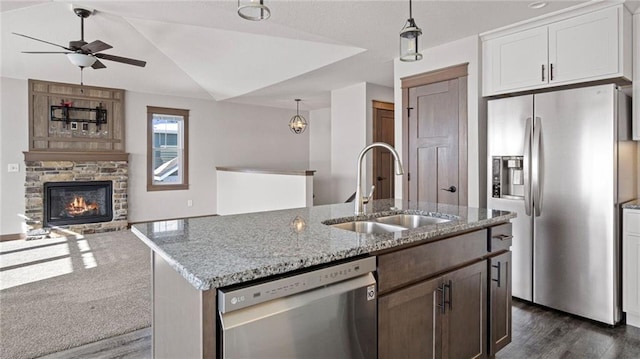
<box><xmin>80</xmin><ymin>68</ymin><xmax>84</xmax><ymax>93</ymax></box>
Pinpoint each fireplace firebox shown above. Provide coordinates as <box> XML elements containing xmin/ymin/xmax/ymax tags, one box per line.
<box><xmin>43</xmin><ymin>181</ymin><xmax>113</xmax><ymax>227</ymax></box>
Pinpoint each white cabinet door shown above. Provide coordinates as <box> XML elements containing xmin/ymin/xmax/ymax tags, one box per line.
<box><xmin>548</xmin><ymin>6</ymin><xmax>619</xmax><ymax>85</ymax></box>
<box><xmin>485</xmin><ymin>26</ymin><xmax>548</xmax><ymax>94</ymax></box>
<box><xmin>623</xmin><ymin>209</ymin><xmax>640</xmax><ymax>328</ymax></box>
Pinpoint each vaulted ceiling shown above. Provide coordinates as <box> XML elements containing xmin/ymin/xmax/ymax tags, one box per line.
<box><xmin>4</xmin><ymin>1</ymin><xmax>633</xmax><ymax>110</ymax></box>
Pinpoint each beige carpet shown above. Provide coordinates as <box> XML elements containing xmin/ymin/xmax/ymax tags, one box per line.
<box><xmin>0</xmin><ymin>230</ymin><xmax>151</xmax><ymax>359</ymax></box>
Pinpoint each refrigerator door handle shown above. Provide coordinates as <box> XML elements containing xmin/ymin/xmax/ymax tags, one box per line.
<box><xmin>523</xmin><ymin>117</ymin><xmax>532</xmax><ymax>216</ymax></box>
<box><xmin>532</xmin><ymin>116</ymin><xmax>542</xmax><ymax>216</ymax></box>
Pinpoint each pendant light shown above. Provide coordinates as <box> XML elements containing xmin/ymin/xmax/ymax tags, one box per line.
<box><xmin>399</xmin><ymin>0</ymin><xmax>423</xmax><ymax>62</ymax></box>
<box><xmin>238</xmin><ymin>0</ymin><xmax>271</xmax><ymax>21</ymax></box>
<box><xmin>289</xmin><ymin>99</ymin><xmax>307</xmax><ymax>134</ymax></box>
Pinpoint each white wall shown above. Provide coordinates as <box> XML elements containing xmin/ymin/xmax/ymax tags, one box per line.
<box><xmin>394</xmin><ymin>35</ymin><xmax>484</xmax><ymax>208</ymax></box>
<box><xmin>127</xmin><ymin>91</ymin><xmax>310</xmax><ymax>223</ymax></box>
<box><xmin>309</xmin><ymin>107</ymin><xmax>333</xmax><ymax>205</ymax></box>
<box><xmin>0</xmin><ymin>78</ymin><xmax>29</xmax><ymax>235</ymax></box>
<box><xmin>330</xmin><ymin>83</ymin><xmax>367</xmax><ymax>204</ymax></box>
<box><xmin>327</xmin><ymin>82</ymin><xmax>395</xmax><ymax>204</ymax></box>
<box><xmin>0</xmin><ymin>78</ymin><xmax>310</xmax><ymax>234</ymax></box>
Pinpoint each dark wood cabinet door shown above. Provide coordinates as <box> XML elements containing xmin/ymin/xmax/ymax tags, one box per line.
<box><xmin>442</xmin><ymin>260</ymin><xmax>487</xmax><ymax>359</ymax></box>
<box><xmin>489</xmin><ymin>251</ymin><xmax>512</xmax><ymax>355</ymax></box>
<box><xmin>378</xmin><ymin>276</ymin><xmax>443</xmax><ymax>359</ymax></box>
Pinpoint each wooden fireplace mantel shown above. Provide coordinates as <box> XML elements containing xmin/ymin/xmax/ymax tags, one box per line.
<box><xmin>24</xmin><ymin>151</ymin><xmax>129</xmax><ymax>162</ymax></box>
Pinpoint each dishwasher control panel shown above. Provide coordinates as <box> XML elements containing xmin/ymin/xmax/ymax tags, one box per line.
<box><xmin>218</xmin><ymin>256</ymin><xmax>377</xmax><ymax>313</ymax></box>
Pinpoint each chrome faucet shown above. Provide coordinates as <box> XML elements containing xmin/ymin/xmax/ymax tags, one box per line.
<box><xmin>354</xmin><ymin>142</ymin><xmax>404</xmax><ymax>215</ymax></box>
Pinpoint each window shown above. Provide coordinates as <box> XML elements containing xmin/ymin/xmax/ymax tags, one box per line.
<box><xmin>147</xmin><ymin>106</ymin><xmax>189</xmax><ymax>191</ymax></box>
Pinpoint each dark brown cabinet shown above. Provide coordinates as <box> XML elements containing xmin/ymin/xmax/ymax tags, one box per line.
<box><xmin>377</xmin><ymin>223</ymin><xmax>513</xmax><ymax>359</ymax></box>
<box><xmin>378</xmin><ymin>260</ymin><xmax>487</xmax><ymax>359</ymax></box>
<box><xmin>488</xmin><ymin>251</ymin><xmax>512</xmax><ymax>355</ymax></box>
<box><xmin>378</xmin><ymin>276</ymin><xmax>442</xmax><ymax>358</ymax></box>
<box><xmin>444</xmin><ymin>261</ymin><xmax>487</xmax><ymax>359</ymax></box>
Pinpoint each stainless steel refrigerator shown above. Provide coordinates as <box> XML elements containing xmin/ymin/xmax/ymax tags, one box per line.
<box><xmin>487</xmin><ymin>84</ymin><xmax>637</xmax><ymax>325</ymax></box>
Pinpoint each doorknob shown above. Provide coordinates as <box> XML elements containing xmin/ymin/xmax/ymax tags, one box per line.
<box><xmin>440</xmin><ymin>186</ymin><xmax>457</xmax><ymax>193</ymax></box>
<box><xmin>376</xmin><ymin>176</ymin><xmax>386</xmax><ymax>181</ymax></box>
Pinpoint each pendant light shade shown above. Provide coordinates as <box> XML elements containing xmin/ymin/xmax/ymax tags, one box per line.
<box><xmin>238</xmin><ymin>0</ymin><xmax>271</xmax><ymax>21</ymax></box>
<box><xmin>399</xmin><ymin>0</ymin><xmax>423</xmax><ymax>62</ymax></box>
<box><xmin>289</xmin><ymin>99</ymin><xmax>307</xmax><ymax>134</ymax></box>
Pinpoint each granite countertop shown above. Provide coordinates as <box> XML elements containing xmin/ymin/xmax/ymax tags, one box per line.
<box><xmin>623</xmin><ymin>200</ymin><xmax>640</xmax><ymax>209</ymax></box>
<box><xmin>131</xmin><ymin>199</ymin><xmax>516</xmax><ymax>291</ymax></box>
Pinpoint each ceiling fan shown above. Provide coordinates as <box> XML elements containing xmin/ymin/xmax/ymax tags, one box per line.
<box><xmin>12</xmin><ymin>6</ymin><xmax>146</xmax><ymax>71</ymax></box>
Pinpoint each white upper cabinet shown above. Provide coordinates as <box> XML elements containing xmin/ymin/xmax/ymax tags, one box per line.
<box><xmin>548</xmin><ymin>7</ymin><xmax>619</xmax><ymax>84</ymax></box>
<box><xmin>484</xmin><ymin>27</ymin><xmax>548</xmax><ymax>93</ymax></box>
<box><xmin>482</xmin><ymin>3</ymin><xmax>632</xmax><ymax>97</ymax></box>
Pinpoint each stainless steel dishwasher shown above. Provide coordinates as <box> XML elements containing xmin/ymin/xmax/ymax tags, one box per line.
<box><xmin>218</xmin><ymin>256</ymin><xmax>377</xmax><ymax>358</ymax></box>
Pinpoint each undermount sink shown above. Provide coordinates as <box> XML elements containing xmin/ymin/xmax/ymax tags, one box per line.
<box><xmin>328</xmin><ymin>214</ymin><xmax>452</xmax><ymax>234</ymax></box>
<box><xmin>330</xmin><ymin>221</ymin><xmax>406</xmax><ymax>234</ymax></box>
<box><xmin>376</xmin><ymin>214</ymin><xmax>451</xmax><ymax>228</ymax></box>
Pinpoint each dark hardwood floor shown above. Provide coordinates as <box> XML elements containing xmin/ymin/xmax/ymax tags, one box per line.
<box><xmin>43</xmin><ymin>300</ymin><xmax>640</xmax><ymax>358</ymax></box>
<box><xmin>497</xmin><ymin>300</ymin><xmax>640</xmax><ymax>359</ymax></box>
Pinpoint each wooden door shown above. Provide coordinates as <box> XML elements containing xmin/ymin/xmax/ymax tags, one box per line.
<box><xmin>373</xmin><ymin>101</ymin><xmax>395</xmax><ymax>200</ymax></box>
<box><xmin>407</xmin><ymin>77</ymin><xmax>464</xmax><ymax>206</ymax></box>
<box><xmin>442</xmin><ymin>260</ymin><xmax>487</xmax><ymax>359</ymax></box>
<box><xmin>378</xmin><ymin>276</ymin><xmax>443</xmax><ymax>359</ymax></box>
<box><xmin>489</xmin><ymin>251</ymin><xmax>512</xmax><ymax>356</ymax></box>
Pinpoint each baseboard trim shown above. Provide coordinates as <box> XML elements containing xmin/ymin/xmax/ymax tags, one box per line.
<box><xmin>0</xmin><ymin>233</ymin><xmax>26</xmax><ymax>242</ymax></box>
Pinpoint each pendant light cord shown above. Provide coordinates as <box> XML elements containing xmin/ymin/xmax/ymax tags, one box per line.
<box><xmin>409</xmin><ymin>0</ymin><xmax>412</xmax><ymax>19</ymax></box>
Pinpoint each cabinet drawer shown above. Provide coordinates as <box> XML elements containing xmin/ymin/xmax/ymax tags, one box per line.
<box><xmin>377</xmin><ymin>229</ymin><xmax>487</xmax><ymax>293</ymax></box>
<box><xmin>625</xmin><ymin>211</ymin><xmax>640</xmax><ymax>234</ymax></box>
<box><xmin>489</xmin><ymin>223</ymin><xmax>513</xmax><ymax>253</ymax></box>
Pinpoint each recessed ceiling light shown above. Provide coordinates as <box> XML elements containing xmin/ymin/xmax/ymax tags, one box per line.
<box><xmin>528</xmin><ymin>1</ymin><xmax>548</xmax><ymax>9</ymax></box>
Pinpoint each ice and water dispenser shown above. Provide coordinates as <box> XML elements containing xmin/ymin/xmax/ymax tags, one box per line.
<box><xmin>491</xmin><ymin>156</ymin><xmax>525</xmax><ymax>199</ymax></box>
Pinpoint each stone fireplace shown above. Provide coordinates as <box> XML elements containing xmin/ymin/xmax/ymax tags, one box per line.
<box><xmin>25</xmin><ymin>160</ymin><xmax>128</xmax><ymax>235</ymax></box>
<box><xmin>23</xmin><ymin>79</ymin><xmax>128</xmax><ymax>236</ymax></box>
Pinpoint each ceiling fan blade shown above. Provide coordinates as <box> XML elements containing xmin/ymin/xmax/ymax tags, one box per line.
<box><xmin>12</xmin><ymin>32</ymin><xmax>72</xmax><ymax>51</ymax></box>
<box><xmin>22</xmin><ymin>51</ymin><xmax>72</xmax><ymax>54</ymax></box>
<box><xmin>95</xmin><ymin>53</ymin><xmax>146</xmax><ymax>67</ymax></box>
<box><xmin>91</xmin><ymin>59</ymin><xmax>107</xmax><ymax>69</ymax></box>
<box><xmin>81</xmin><ymin>40</ymin><xmax>112</xmax><ymax>54</ymax></box>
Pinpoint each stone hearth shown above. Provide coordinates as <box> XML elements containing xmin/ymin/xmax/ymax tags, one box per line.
<box><xmin>25</xmin><ymin>160</ymin><xmax>128</xmax><ymax>235</ymax></box>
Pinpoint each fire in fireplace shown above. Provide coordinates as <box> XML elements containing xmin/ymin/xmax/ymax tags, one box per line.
<box><xmin>43</xmin><ymin>181</ymin><xmax>113</xmax><ymax>227</ymax></box>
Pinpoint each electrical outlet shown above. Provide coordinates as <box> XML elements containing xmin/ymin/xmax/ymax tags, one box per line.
<box><xmin>7</xmin><ymin>163</ymin><xmax>19</xmax><ymax>172</ymax></box>
<box><xmin>187</xmin><ymin>199</ymin><xmax>193</xmax><ymax>207</ymax></box>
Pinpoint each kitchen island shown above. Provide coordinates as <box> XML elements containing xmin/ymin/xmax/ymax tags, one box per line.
<box><xmin>132</xmin><ymin>199</ymin><xmax>515</xmax><ymax>358</ymax></box>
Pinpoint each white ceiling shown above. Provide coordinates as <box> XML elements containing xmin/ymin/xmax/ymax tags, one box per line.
<box><xmin>2</xmin><ymin>1</ymin><xmax>636</xmax><ymax>110</ymax></box>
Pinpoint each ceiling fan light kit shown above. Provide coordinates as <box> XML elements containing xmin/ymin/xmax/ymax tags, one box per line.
<box><xmin>238</xmin><ymin>0</ymin><xmax>271</xmax><ymax>21</ymax></box>
<box><xmin>399</xmin><ymin>0</ymin><xmax>423</xmax><ymax>62</ymax></box>
<box><xmin>66</xmin><ymin>53</ymin><xmax>96</xmax><ymax>68</ymax></box>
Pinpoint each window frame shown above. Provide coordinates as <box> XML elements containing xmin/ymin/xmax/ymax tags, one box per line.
<box><xmin>146</xmin><ymin>106</ymin><xmax>189</xmax><ymax>191</ymax></box>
